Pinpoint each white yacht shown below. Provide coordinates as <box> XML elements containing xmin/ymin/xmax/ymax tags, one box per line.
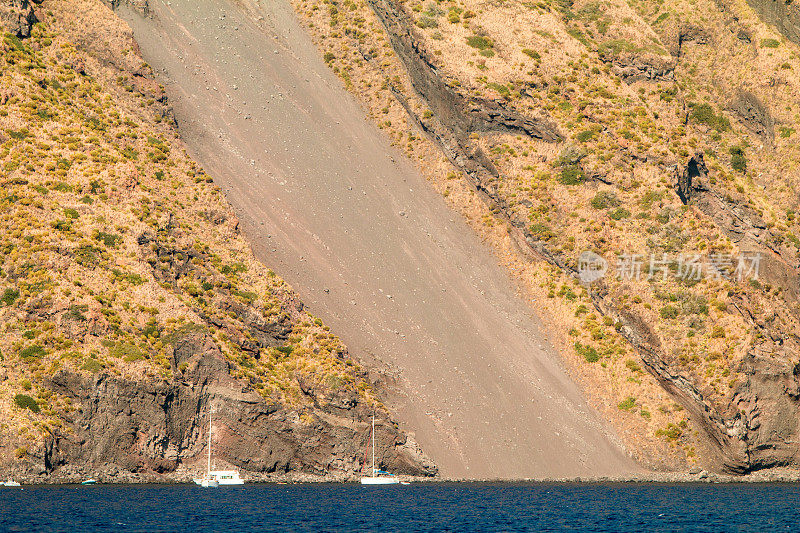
<box><xmin>1</xmin><ymin>479</ymin><xmax>21</xmax><ymax>487</ymax></box>
<box><xmin>194</xmin><ymin>409</ymin><xmax>244</xmax><ymax>487</ymax></box>
<box><xmin>360</xmin><ymin>414</ymin><xmax>400</xmax><ymax>485</ymax></box>
<box><xmin>208</xmin><ymin>470</ymin><xmax>244</xmax><ymax>485</ymax></box>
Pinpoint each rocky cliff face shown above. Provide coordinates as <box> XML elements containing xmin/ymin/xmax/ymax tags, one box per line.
<box><xmin>35</xmin><ymin>330</ymin><xmax>430</xmax><ymax>482</ymax></box>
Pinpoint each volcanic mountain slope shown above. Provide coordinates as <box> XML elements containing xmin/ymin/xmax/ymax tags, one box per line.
<box><xmin>0</xmin><ymin>0</ymin><xmax>434</xmax><ymax>481</ymax></box>
<box><xmin>118</xmin><ymin>0</ymin><xmax>641</xmax><ymax>480</ymax></box>
<box><xmin>293</xmin><ymin>0</ymin><xmax>800</xmax><ymax>472</ymax></box>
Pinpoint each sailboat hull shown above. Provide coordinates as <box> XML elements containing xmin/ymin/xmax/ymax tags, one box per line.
<box><xmin>360</xmin><ymin>477</ymin><xmax>400</xmax><ymax>485</ymax></box>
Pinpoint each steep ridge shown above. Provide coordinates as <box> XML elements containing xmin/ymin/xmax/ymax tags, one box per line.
<box><xmin>117</xmin><ymin>0</ymin><xmax>638</xmax><ymax>478</ymax></box>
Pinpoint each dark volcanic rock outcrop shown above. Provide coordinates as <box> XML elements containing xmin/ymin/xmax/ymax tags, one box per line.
<box><xmin>32</xmin><ymin>330</ymin><xmax>434</xmax><ymax>481</ymax></box>
<box><xmin>728</xmin><ymin>90</ymin><xmax>774</xmax><ymax>143</ymax></box>
<box><xmin>367</xmin><ymin>0</ymin><xmax>561</xmax><ymax>142</ymax></box>
<box><xmin>0</xmin><ymin>0</ymin><xmax>40</xmax><ymax>37</ymax></box>
<box><xmin>608</xmin><ymin>53</ymin><xmax>676</xmax><ymax>84</ymax></box>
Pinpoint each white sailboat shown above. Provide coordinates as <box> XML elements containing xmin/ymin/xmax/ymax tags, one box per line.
<box><xmin>360</xmin><ymin>414</ymin><xmax>400</xmax><ymax>485</ymax></box>
<box><xmin>193</xmin><ymin>409</ymin><xmax>244</xmax><ymax>487</ymax></box>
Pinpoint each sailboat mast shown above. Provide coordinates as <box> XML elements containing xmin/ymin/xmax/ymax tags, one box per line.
<box><xmin>207</xmin><ymin>409</ymin><xmax>212</xmax><ymax>476</ymax></box>
<box><xmin>372</xmin><ymin>413</ymin><xmax>376</xmax><ymax>476</ymax></box>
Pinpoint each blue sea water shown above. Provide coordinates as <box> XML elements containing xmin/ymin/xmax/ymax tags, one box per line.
<box><xmin>1</xmin><ymin>482</ymin><xmax>798</xmax><ymax>532</ymax></box>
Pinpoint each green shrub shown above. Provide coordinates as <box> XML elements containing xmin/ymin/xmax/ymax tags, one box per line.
<box><xmin>590</xmin><ymin>191</ymin><xmax>620</xmax><ymax>209</ymax></box>
<box><xmin>528</xmin><ymin>223</ymin><xmax>555</xmax><ymax>241</ymax></box>
<box><xmin>75</xmin><ymin>245</ymin><xmax>102</xmax><ymax>267</ymax></box>
<box><xmin>760</xmin><ymin>38</ymin><xmax>780</xmax><ymax>48</ymax></box>
<box><xmin>111</xmin><ymin>269</ymin><xmax>145</xmax><ymax>285</ymax></box>
<box><xmin>567</xmin><ymin>27</ymin><xmax>591</xmax><ymax>46</ymax></box>
<box><xmin>656</xmin><ymin>423</ymin><xmax>682</xmax><ymax>440</ymax></box>
<box><xmin>779</xmin><ymin>126</ymin><xmax>795</xmax><ymax>138</ymax></box>
<box><xmin>233</xmin><ymin>289</ymin><xmax>258</xmax><ymax>303</ymax></box>
<box><xmin>689</xmin><ymin>103</ymin><xmax>731</xmax><ymax>131</ymax></box>
<box><xmin>609</xmin><ymin>207</ymin><xmax>631</xmax><ymax>220</ymax></box>
<box><xmin>19</xmin><ymin>344</ymin><xmax>45</xmax><ymax>361</ymax></box>
<box><xmin>142</xmin><ymin>318</ymin><xmax>161</xmax><ymax>338</ymax></box>
<box><xmin>4</xmin><ymin>33</ymin><xmax>27</xmax><ymax>52</ymax></box>
<box><xmin>1</xmin><ymin>288</ymin><xmax>19</xmax><ymax>306</ymax></box>
<box><xmin>660</xmin><ymin>305</ymin><xmax>680</xmax><ymax>319</ymax></box>
<box><xmin>275</xmin><ymin>345</ymin><xmax>294</xmax><ymax>357</ymax></box>
<box><xmin>730</xmin><ymin>146</ymin><xmax>746</xmax><ymax>173</ymax></box>
<box><xmin>710</xmin><ymin>325</ymin><xmax>726</xmax><ymax>338</ymax></box>
<box><xmin>6</xmin><ymin>128</ymin><xmax>30</xmax><ymax>140</ymax></box>
<box><xmin>466</xmin><ymin>35</ymin><xmax>494</xmax><ymax>50</ymax></box>
<box><xmin>52</xmin><ymin>182</ymin><xmax>74</xmax><ymax>192</ymax></box>
<box><xmin>559</xmin><ymin>164</ymin><xmax>585</xmax><ymax>185</ymax></box>
<box><xmin>617</xmin><ymin>396</ymin><xmax>636</xmax><ymax>411</ymax></box>
<box><xmin>416</xmin><ymin>16</ymin><xmax>438</xmax><ymax>28</ymax></box>
<box><xmin>575</xmin><ymin>342</ymin><xmax>599</xmax><ymax>363</ymax></box>
<box><xmin>52</xmin><ymin>219</ymin><xmax>73</xmax><ymax>232</ymax></box>
<box><xmin>625</xmin><ymin>359</ymin><xmax>643</xmax><ymax>373</ymax></box>
<box><xmin>221</xmin><ymin>262</ymin><xmax>247</xmax><ymax>275</ymax></box>
<box><xmin>597</xmin><ymin>39</ymin><xmax>636</xmax><ymax>57</ymax></box>
<box><xmin>109</xmin><ymin>342</ymin><xmax>145</xmax><ymax>362</ymax></box>
<box><xmin>93</xmin><ymin>230</ymin><xmax>122</xmax><ymax>247</ymax></box>
<box><xmin>82</xmin><ymin>358</ymin><xmax>103</xmax><ymax>373</ymax></box>
<box><xmin>576</xmin><ymin>129</ymin><xmax>596</xmax><ymax>142</ymax></box>
<box><xmin>13</xmin><ymin>394</ymin><xmax>39</xmax><ymax>413</ymax></box>
<box><xmin>522</xmin><ymin>48</ymin><xmax>540</xmax><ymax>60</ymax></box>
<box><xmin>639</xmin><ymin>190</ymin><xmax>663</xmax><ymax>209</ymax></box>
<box><xmin>486</xmin><ymin>82</ymin><xmax>509</xmax><ymax>96</ymax></box>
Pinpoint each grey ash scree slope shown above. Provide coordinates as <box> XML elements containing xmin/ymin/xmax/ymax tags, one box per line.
<box><xmin>119</xmin><ymin>0</ymin><xmax>637</xmax><ymax>478</ymax></box>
